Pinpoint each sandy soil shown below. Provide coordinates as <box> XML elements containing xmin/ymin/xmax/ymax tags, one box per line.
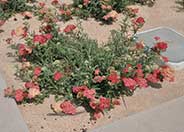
<box><xmin>0</xmin><ymin>0</ymin><xmax>184</xmax><ymax>132</ymax></box>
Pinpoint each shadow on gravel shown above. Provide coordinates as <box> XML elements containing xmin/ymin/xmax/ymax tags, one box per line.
<box><xmin>175</xmin><ymin>0</ymin><xmax>184</xmax><ymax>12</ymax></box>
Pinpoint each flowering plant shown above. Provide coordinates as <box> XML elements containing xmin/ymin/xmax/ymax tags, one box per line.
<box><xmin>0</xmin><ymin>0</ymin><xmax>34</xmax><ymax>20</ymax></box>
<box><xmin>5</xmin><ymin>12</ymin><xmax>174</xmax><ymax>119</ymax></box>
<box><xmin>72</xmin><ymin>0</ymin><xmax>155</xmax><ymax>23</ymax></box>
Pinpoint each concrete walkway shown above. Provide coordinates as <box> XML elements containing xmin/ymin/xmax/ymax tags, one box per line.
<box><xmin>0</xmin><ymin>74</ymin><xmax>29</xmax><ymax>132</ymax></box>
<box><xmin>92</xmin><ymin>96</ymin><xmax>184</xmax><ymax>132</ymax></box>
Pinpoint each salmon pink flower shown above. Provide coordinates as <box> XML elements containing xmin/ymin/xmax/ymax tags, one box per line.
<box><xmin>99</xmin><ymin>97</ymin><xmax>110</xmax><ymax>111</ymax></box>
<box><xmin>93</xmin><ymin>76</ymin><xmax>105</xmax><ymax>83</ymax></box>
<box><xmin>83</xmin><ymin>89</ymin><xmax>96</xmax><ymax>100</ymax></box>
<box><xmin>134</xmin><ymin>77</ymin><xmax>148</xmax><ymax>88</ymax></box>
<box><xmin>135</xmin><ymin>17</ymin><xmax>145</xmax><ymax>25</ymax></box>
<box><xmin>146</xmin><ymin>73</ymin><xmax>158</xmax><ymax>83</ymax></box>
<box><xmin>28</xmin><ymin>88</ymin><xmax>40</xmax><ymax>99</ymax></box>
<box><xmin>93</xmin><ymin>111</ymin><xmax>102</xmax><ymax>120</ymax></box>
<box><xmin>123</xmin><ymin>67</ymin><xmax>129</xmax><ymax>73</ymax></box>
<box><xmin>53</xmin><ymin>71</ymin><xmax>63</xmax><ymax>81</ymax></box>
<box><xmin>162</xmin><ymin>56</ymin><xmax>169</xmax><ymax>62</ymax></box>
<box><xmin>25</xmin><ymin>82</ymin><xmax>35</xmax><ymax>88</ymax></box>
<box><xmin>161</xmin><ymin>66</ymin><xmax>175</xmax><ymax>82</ymax></box>
<box><xmin>72</xmin><ymin>86</ymin><xmax>88</xmax><ymax>93</ymax></box>
<box><xmin>33</xmin><ymin>34</ymin><xmax>52</xmax><ymax>44</ymax></box>
<box><xmin>136</xmin><ymin>42</ymin><xmax>145</xmax><ymax>49</ymax></box>
<box><xmin>44</xmin><ymin>33</ymin><xmax>53</xmax><ymax>40</ymax></box>
<box><xmin>51</xmin><ymin>0</ymin><xmax>59</xmax><ymax>5</ymax></box>
<box><xmin>39</xmin><ymin>2</ymin><xmax>45</xmax><ymax>7</ymax></box>
<box><xmin>33</xmin><ymin>34</ymin><xmax>47</xmax><ymax>44</ymax></box>
<box><xmin>112</xmin><ymin>99</ymin><xmax>121</xmax><ymax>105</ymax></box>
<box><xmin>122</xmin><ymin>77</ymin><xmax>137</xmax><ymax>90</ymax></box>
<box><xmin>107</xmin><ymin>71</ymin><xmax>120</xmax><ymax>84</ymax></box>
<box><xmin>60</xmin><ymin>101</ymin><xmax>76</xmax><ymax>115</ymax></box>
<box><xmin>103</xmin><ymin>10</ymin><xmax>118</xmax><ymax>20</ymax></box>
<box><xmin>153</xmin><ymin>42</ymin><xmax>168</xmax><ymax>52</ymax></box>
<box><xmin>18</xmin><ymin>44</ymin><xmax>32</xmax><ymax>56</ymax></box>
<box><xmin>0</xmin><ymin>20</ymin><xmax>5</xmax><ymax>27</ymax></box>
<box><xmin>135</xmin><ymin>68</ymin><xmax>144</xmax><ymax>77</ymax></box>
<box><xmin>15</xmin><ymin>89</ymin><xmax>24</xmax><ymax>102</ymax></box>
<box><xmin>83</xmin><ymin>0</ymin><xmax>90</xmax><ymax>6</ymax></box>
<box><xmin>34</xmin><ymin>67</ymin><xmax>42</xmax><ymax>76</ymax></box>
<box><xmin>0</xmin><ymin>0</ymin><xmax>8</xmax><ymax>4</ymax></box>
<box><xmin>11</xmin><ymin>30</ymin><xmax>16</xmax><ymax>37</ymax></box>
<box><xmin>137</xmin><ymin>64</ymin><xmax>142</xmax><ymax>69</ymax></box>
<box><xmin>63</xmin><ymin>24</ymin><xmax>76</xmax><ymax>33</ymax></box>
<box><xmin>90</xmin><ymin>101</ymin><xmax>97</xmax><ymax>109</ymax></box>
<box><xmin>94</xmin><ymin>68</ymin><xmax>100</xmax><ymax>75</ymax></box>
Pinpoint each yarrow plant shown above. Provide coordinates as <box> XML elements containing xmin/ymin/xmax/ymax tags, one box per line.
<box><xmin>0</xmin><ymin>0</ymin><xmax>34</xmax><ymax>21</ymax></box>
<box><xmin>4</xmin><ymin>8</ymin><xmax>174</xmax><ymax>120</ymax></box>
<box><xmin>72</xmin><ymin>0</ymin><xmax>156</xmax><ymax>23</ymax></box>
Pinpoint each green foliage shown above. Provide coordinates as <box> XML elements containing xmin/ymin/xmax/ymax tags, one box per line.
<box><xmin>0</xmin><ymin>0</ymin><xmax>33</xmax><ymax>20</ymax></box>
<box><xmin>72</xmin><ymin>0</ymin><xmax>155</xmax><ymax>22</ymax></box>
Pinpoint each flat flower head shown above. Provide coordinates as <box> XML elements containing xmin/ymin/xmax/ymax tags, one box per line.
<box><xmin>72</xmin><ymin>85</ymin><xmax>88</xmax><ymax>93</ymax></box>
<box><xmin>83</xmin><ymin>0</ymin><xmax>90</xmax><ymax>6</ymax></box>
<box><xmin>122</xmin><ymin>77</ymin><xmax>137</xmax><ymax>90</ymax></box>
<box><xmin>93</xmin><ymin>111</ymin><xmax>102</xmax><ymax>120</ymax></box>
<box><xmin>93</xmin><ymin>76</ymin><xmax>105</xmax><ymax>83</ymax></box>
<box><xmin>15</xmin><ymin>89</ymin><xmax>24</xmax><ymax>102</ymax></box>
<box><xmin>60</xmin><ymin>101</ymin><xmax>76</xmax><ymax>115</ymax></box>
<box><xmin>53</xmin><ymin>71</ymin><xmax>63</xmax><ymax>81</ymax></box>
<box><xmin>28</xmin><ymin>88</ymin><xmax>40</xmax><ymax>99</ymax></box>
<box><xmin>0</xmin><ymin>20</ymin><xmax>5</xmax><ymax>27</ymax></box>
<box><xmin>146</xmin><ymin>73</ymin><xmax>158</xmax><ymax>83</ymax></box>
<box><xmin>112</xmin><ymin>99</ymin><xmax>121</xmax><ymax>105</ymax></box>
<box><xmin>135</xmin><ymin>17</ymin><xmax>145</xmax><ymax>25</ymax></box>
<box><xmin>94</xmin><ymin>68</ymin><xmax>100</xmax><ymax>75</ymax></box>
<box><xmin>34</xmin><ymin>67</ymin><xmax>42</xmax><ymax>76</ymax></box>
<box><xmin>89</xmin><ymin>101</ymin><xmax>97</xmax><ymax>109</ymax></box>
<box><xmin>99</xmin><ymin>97</ymin><xmax>110</xmax><ymax>111</ymax></box>
<box><xmin>44</xmin><ymin>33</ymin><xmax>53</xmax><ymax>40</ymax></box>
<box><xmin>33</xmin><ymin>34</ymin><xmax>47</xmax><ymax>44</ymax></box>
<box><xmin>63</xmin><ymin>24</ymin><xmax>76</xmax><ymax>33</ymax></box>
<box><xmin>134</xmin><ymin>77</ymin><xmax>148</xmax><ymax>88</ymax></box>
<box><xmin>153</xmin><ymin>42</ymin><xmax>168</xmax><ymax>52</ymax></box>
<box><xmin>25</xmin><ymin>81</ymin><xmax>35</xmax><ymax>88</ymax></box>
<box><xmin>161</xmin><ymin>66</ymin><xmax>175</xmax><ymax>82</ymax></box>
<box><xmin>18</xmin><ymin>44</ymin><xmax>32</xmax><ymax>56</ymax></box>
<box><xmin>107</xmin><ymin>71</ymin><xmax>120</xmax><ymax>84</ymax></box>
<box><xmin>83</xmin><ymin>89</ymin><xmax>96</xmax><ymax>100</ymax></box>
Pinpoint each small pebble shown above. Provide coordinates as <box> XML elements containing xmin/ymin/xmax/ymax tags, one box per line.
<box><xmin>14</xmin><ymin>18</ymin><xmax>17</xmax><ymax>21</ymax></box>
<box><xmin>108</xmin><ymin>115</ymin><xmax>111</xmax><ymax>119</ymax></box>
<box><xmin>81</xmin><ymin>128</ymin><xmax>87</xmax><ymax>132</ymax></box>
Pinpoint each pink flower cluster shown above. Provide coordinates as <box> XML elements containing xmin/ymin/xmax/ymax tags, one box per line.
<box><xmin>4</xmin><ymin>81</ymin><xmax>41</xmax><ymax>102</ymax></box>
<box><xmin>72</xmin><ymin>86</ymin><xmax>96</xmax><ymax>100</ymax></box>
<box><xmin>33</xmin><ymin>33</ymin><xmax>53</xmax><ymax>44</ymax></box>
<box><xmin>60</xmin><ymin>101</ymin><xmax>76</xmax><ymax>115</ymax></box>
<box><xmin>18</xmin><ymin>44</ymin><xmax>32</xmax><ymax>56</ymax></box>
<box><xmin>72</xmin><ymin>84</ymin><xmax>121</xmax><ymax>119</ymax></box>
